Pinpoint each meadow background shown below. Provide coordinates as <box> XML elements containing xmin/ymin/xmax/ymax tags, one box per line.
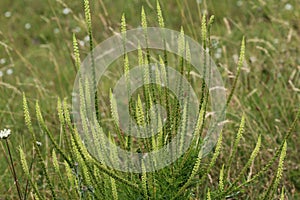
<box><xmin>0</xmin><ymin>0</ymin><xmax>299</xmax><ymax>199</ymax></box>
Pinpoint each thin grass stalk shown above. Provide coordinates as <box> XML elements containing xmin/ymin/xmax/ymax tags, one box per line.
<box><xmin>83</xmin><ymin>0</ymin><xmax>99</xmax><ymax>122</ymax></box>
<box><xmin>280</xmin><ymin>187</ymin><xmax>285</xmax><ymax>200</ymax></box>
<box><xmin>24</xmin><ymin>151</ymin><xmax>36</xmax><ymax>200</ymax></box>
<box><xmin>5</xmin><ymin>140</ymin><xmax>22</xmax><ymax>200</ymax></box>
<box><xmin>141</xmin><ymin>160</ymin><xmax>149</xmax><ymax>199</ymax></box>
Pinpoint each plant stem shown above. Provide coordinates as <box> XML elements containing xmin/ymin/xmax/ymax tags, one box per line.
<box><xmin>24</xmin><ymin>149</ymin><xmax>36</xmax><ymax>200</ymax></box>
<box><xmin>6</xmin><ymin>140</ymin><xmax>23</xmax><ymax>200</ymax></box>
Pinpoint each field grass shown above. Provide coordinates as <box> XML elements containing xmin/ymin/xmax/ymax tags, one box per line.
<box><xmin>0</xmin><ymin>0</ymin><xmax>299</xmax><ymax>199</ymax></box>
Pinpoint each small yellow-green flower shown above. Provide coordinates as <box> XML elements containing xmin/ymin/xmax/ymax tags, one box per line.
<box><xmin>0</xmin><ymin>129</ymin><xmax>11</xmax><ymax>139</ymax></box>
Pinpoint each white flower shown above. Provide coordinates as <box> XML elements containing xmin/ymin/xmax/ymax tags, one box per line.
<box><xmin>78</xmin><ymin>40</ymin><xmax>85</xmax><ymax>47</ymax></box>
<box><xmin>214</xmin><ymin>52</ymin><xmax>222</xmax><ymax>59</ymax></box>
<box><xmin>0</xmin><ymin>58</ymin><xmax>6</xmax><ymax>64</ymax></box>
<box><xmin>63</xmin><ymin>8</ymin><xmax>71</xmax><ymax>15</ymax></box>
<box><xmin>215</xmin><ymin>48</ymin><xmax>222</xmax><ymax>59</ymax></box>
<box><xmin>53</xmin><ymin>28</ymin><xmax>60</xmax><ymax>34</ymax></box>
<box><xmin>233</xmin><ymin>54</ymin><xmax>239</xmax><ymax>63</ymax></box>
<box><xmin>0</xmin><ymin>71</ymin><xmax>3</xmax><ymax>77</ymax></box>
<box><xmin>237</xmin><ymin>0</ymin><xmax>243</xmax><ymax>7</ymax></box>
<box><xmin>4</xmin><ymin>11</ymin><xmax>11</xmax><ymax>18</ymax></box>
<box><xmin>6</xmin><ymin>68</ymin><xmax>13</xmax><ymax>75</ymax></box>
<box><xmin>73</xmin><ymin>26</ymin><xmax>81</xmax><ymax>33</ymax></box>
<box><xmin>84</xmin><ymin>35</ymin><xmax>90</xmax><ymax>42</ymax></box>
<box><xmin>284</xmin><ymin>3</ymin><xmax>293</xmax><ymax>11</ymax></box>
<box><xmin>0</xmin><ymin>129</ymin><xmax>11</xmax><ymax>139</ymax></box>
<box><xmin>151</xmin><ymin>64</ymin><xmax>156</xmax><ymax>71</ymax></box>
<box><xmin>25</xmin><ymin>23</ymin><xmax>31</xmax><ymax>30</ymax></box>
<box><xmin>250</xmin><ymin>56</ymin><xmax>257</xmax><ymax>63</ymax></box>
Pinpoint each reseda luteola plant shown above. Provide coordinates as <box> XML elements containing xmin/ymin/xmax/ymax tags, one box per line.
<box><xmin>15</xmin><ymin>0</ymin><xmax>300</xmax><ymax>199</ymax></box>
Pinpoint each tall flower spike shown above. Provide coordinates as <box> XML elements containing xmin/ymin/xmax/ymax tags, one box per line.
<box><xmin>23</xmin><ymin>93</ymin><xmax>34</xmax><ymax>133</ymax></box>
<box><xmin>73</xmin><ymin>34</ymin><xmax>81</xmax><ymax>70</ymax></box>
<box><xmin>57</xmin><ymin>97</ymin><xmax>65</xmax><ymax>126</ymax></box>
<box><xmin>84</xmin><ymin>0</ymin><xmax>92</xmax><ymax>31</ymax></box>
<box><xmin>206</xmin><ymin>188</ymin><xmax>211</xmax><ymax>200</ymax></box>
<box><xmin>138</xmin><ymin>43</ymin><xmax>144</xmax><ymax>66</ymax></box>
<box><xmin>110</xmin><ymin>177</ymin><xmax>119</xmax><ymax>200</ymax></box>
<box><xmin>208</xmin><ymin>15</ymin><xmax>215</xmax><ymax>27</ymax></box>
<box><xmin>249</xmin><ymin>134</ymin><xmax>261</xmax><ymax>162</ymax></box>
<box><xmin>238</xmin><ymin>37</ymin><xmax>246</xmax><ymax>67</ymax></box>
<box><xmin>65</xmin><ymin>160</ymin><xmax>75</xmax><ymax>187</ymax></box>
<box><xmin>219</xmin><ymin>164</ymin><xmax>225</xmax><ymax>192</ymax></box>
<box><xmin>110</xmin><ymin>89</ymin><xmax>119</xmax><ymax>124</ymax></box>
<box><xmin>84</xmin><ymin>0</ymin><xmax>99</xmax><ymax>121</ymax></box>
<box><xmin>186</xmin><ymin>42</ymin><xmax>191</xmax><ymax>67</ymax></box>
<box><xmin>121</xmin><ymin>13</ymin><xmax>127</xmax><ymax>50</ymax></box>
<box><xmin>143</xmin><ymin>54</ymin><xmax>150</xmax><ymax>85</ymax></box>
<box><xmin>156</xmin><ymin>0</ymin><xmax>164</xmax><ymax>28</ymax></box>
<box><xmin>159</xmin><ymin>55</ymin><xmax>167</xmax><ymax>84</ymax></box>
<box><xmin>121</xmin><ymin>13</ymin><xmax>126</xmax><ymax>35</ymax></box>
<box><xmin>179</xmin><ymin>101</ymin><xmax>188</xmax><ymax>154</ymax></box>
<box><xmin>155</xmin><ymin>63</ymin><xmax>162</xmax><ymax>95</ymax></box>
<box><xmin>270</xmin><ymin>140</ymin><xmax>287</xmax><ymax>198</ymax></box>
<box><xmin>136</xmin><ymin>95</ymin><xmax>145</xmax><ymax>126</ymax></box>
<box><xmin>201</xmin><ymin>14</ymin><xmax>207</xmax><ymax>48</ymax></box>
<box><xmin>52</xmin><ymin>150</ymin><xmax>59</xmax><ymax>173</ymax></box>
<box><xmin>19</xmin><ymin>146</ymin><xmax>30</xmax><ymax>177</ymax></box>
<box><xmin>124</xmin><ymin>54</ymin><xmax>130</xmax><ymax>83</ymax></box>
<box><xmin>178</xmin><ymin>26</ymin><xmax>185</xmax><ymax>57</ymax></box>
<box><xmin>141</xmin><ymin>6</ymin><xmax>147</xmax><ymax>29</ymax></box>
<box><xmin>208</xmin><ymin>131</ymin><xmax>223</xmax><ymax>170</ymax></box>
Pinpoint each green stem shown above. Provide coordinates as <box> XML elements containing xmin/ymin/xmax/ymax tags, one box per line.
<box><xmin>6</xmin><ymin>140</ymin><xmax>23</xmax><ymax>200</ymax></box>
<box><xmin>24</xmin><ymin>150</ymin><xmax>36</xmax><ymax>200</ymax></box>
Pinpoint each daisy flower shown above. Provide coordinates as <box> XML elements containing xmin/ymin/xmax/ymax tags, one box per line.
<box><xmin>0</xmin><ymin>128</ymin><xmax>11</xmax><ymax>139</ymax></box>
